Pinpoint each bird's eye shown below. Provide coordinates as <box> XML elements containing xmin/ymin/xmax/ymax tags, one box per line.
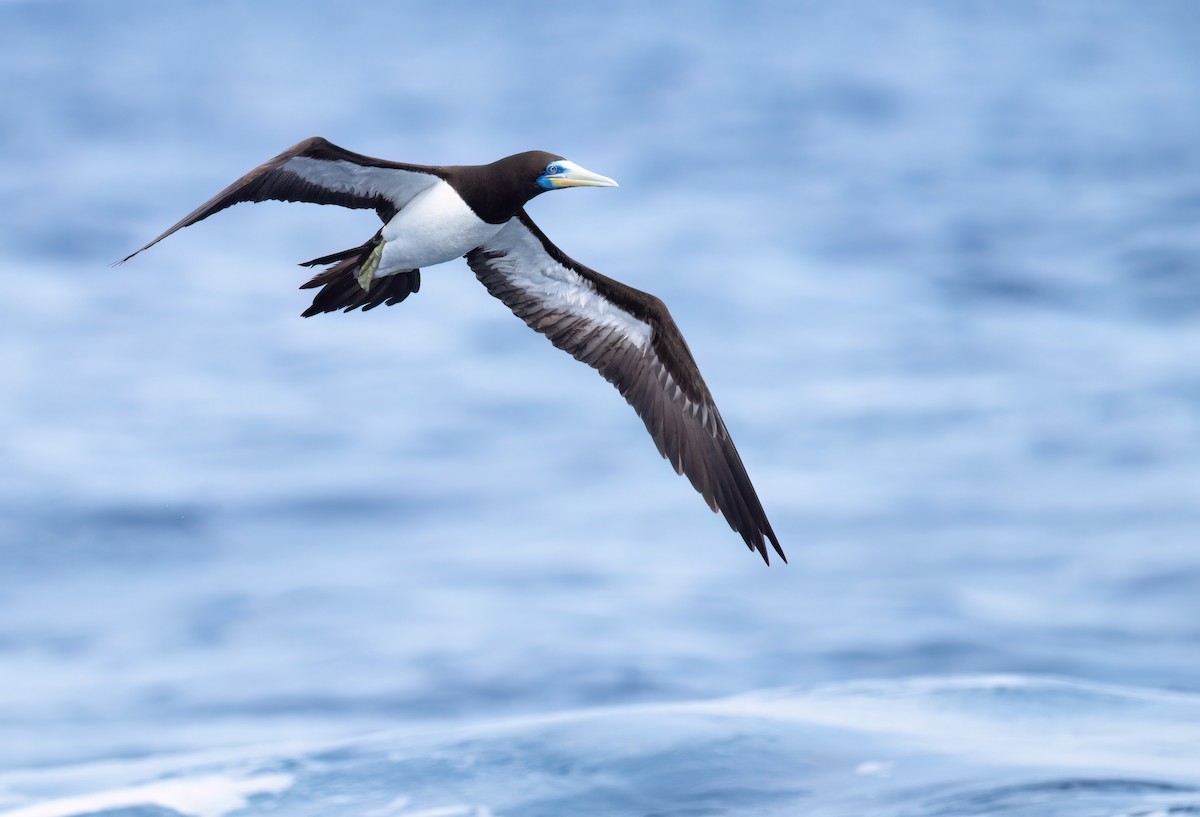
<box><xmin>547</xmin><ymin>164</ymin><xmax>561</xmax><ymax>175</ymax></box>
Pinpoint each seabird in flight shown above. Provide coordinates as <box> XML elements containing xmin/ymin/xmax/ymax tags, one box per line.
<box><xmin>120</xmin><ymin>138</ymin><xmax>784</xmax><ymax>563</ymax></box>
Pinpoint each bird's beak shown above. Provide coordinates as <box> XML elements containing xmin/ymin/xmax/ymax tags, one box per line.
<box><xmin>544</xmin><ymin>160</ymin><xmax>619</xmax><ymax>188</ymax></box>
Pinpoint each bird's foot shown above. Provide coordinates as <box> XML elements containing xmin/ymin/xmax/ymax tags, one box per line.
<box><xmin>357</xmin><ymin>240</ymin><xmax>385</xmax><ymax>292</ymax></box>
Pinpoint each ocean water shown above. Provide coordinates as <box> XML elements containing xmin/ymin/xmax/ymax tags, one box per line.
<box><xmin>2</xmin><ymin>0</ymin><xmax>1199</xmax><ymax>814</ymax></box>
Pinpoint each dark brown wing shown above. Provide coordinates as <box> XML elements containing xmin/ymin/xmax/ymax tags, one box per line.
<box><xmin>466</xmin><ymin>212</ymin><xmax>784</xmax><ymax>564</ymax></box>
<box><xmin>118</xmin><ymin>137</ymin><xmax>444</xmax><ymax>263</ymax></box>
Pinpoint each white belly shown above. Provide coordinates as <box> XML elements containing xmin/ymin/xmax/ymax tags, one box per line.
<box><xmin>377</xmin><ymin>181</ymin><xmax>503</xmax><ymax>274</ymax></box>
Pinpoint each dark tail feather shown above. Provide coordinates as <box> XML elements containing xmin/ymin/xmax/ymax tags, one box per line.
<box><xmin>298</xmin><ymin>235</ymin><xmax>421</xmax><ymax>317</ymax></box>
<box><xmin>299</xmin><ymin>246</ymin><xmax>365</xmax><ymax>268</ymax></box>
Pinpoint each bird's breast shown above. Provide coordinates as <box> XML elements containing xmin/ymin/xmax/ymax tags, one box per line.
<box><xmin>379</xmin><ymin>181</ymin><xmax>505</xmax><ymax>271</ymax></box>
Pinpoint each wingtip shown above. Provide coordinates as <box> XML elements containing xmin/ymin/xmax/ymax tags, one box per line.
<box><xmin>112</xmin><ymin>249</ymin><xmax>139</xmax><ymax>267</ymax></box>
<box><xmin>769</xmin><ymin>530</ymin><xmax>787</xmax><ymax>564</ymax></box>
<box><xmin>749</xmin><ymin>528</ymin><xmax>786</xmax><ymax>566</ymax></box>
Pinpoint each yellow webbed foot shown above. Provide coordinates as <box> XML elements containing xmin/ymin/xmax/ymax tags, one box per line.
<box><xmin>357</xmin><ymin>240</ymin><xmax>385</xmax><ymax>292</ymax></box>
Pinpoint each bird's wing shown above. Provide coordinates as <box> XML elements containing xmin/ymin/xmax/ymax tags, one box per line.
<box><xmin>119</xmin><ymin>137</ymin><xmax>444</xmax><ymax>263</ymax></box>
<box><xmin>466</xmin><ymin>212</ymin><xmax>783</xmax><ymax>563</ymax></box>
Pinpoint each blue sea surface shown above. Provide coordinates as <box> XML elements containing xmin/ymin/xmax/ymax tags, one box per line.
<box><xmin>2</xmin><ymin>1</ymin><xmax>1199</xmax><ymax>815</ymax></box>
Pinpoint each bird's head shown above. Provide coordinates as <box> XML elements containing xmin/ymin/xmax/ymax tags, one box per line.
<box><xmin>534</xmin><ymin>156</ymin><xmax>620</xmax><ymax>191</ymax></box>
<box><xmin>463</xmin><ymin>152</ymin><xmax>619</xmax><ymax>222</ymax></box>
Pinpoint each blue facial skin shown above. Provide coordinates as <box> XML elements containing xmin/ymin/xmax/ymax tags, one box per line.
<box><xmin>536</xmin><ymin>162</ymin><xmax>565</xmax><ymax>190</ymax></box>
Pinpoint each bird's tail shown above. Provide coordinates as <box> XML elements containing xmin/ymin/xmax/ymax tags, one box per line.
<box><xmin>298</xmin><ymin>232</ymin><xmax>421</xmax><ymax>317</ymax></box>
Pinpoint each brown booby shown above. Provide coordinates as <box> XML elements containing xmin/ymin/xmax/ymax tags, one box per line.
<box><xmin>120</xmin><ymin>138</ymin><xmax>784</xmax><ymax>563</ymax></box>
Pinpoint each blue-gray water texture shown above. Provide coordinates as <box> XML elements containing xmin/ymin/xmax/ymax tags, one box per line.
<box><xmin>2</xmin><ymin>1</ymin><xmax>1199</xmax><ymax>815</ymax></box>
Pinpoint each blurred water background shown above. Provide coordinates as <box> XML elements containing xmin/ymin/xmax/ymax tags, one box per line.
<box><xmin>2</xmin><ymin>1</ymin><xmax>1200</xmax><ymax>815</ymax></box>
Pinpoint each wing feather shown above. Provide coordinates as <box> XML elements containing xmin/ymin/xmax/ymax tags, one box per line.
<box><xmin>466</xmin><ymin>212</ymin><xmax>784</xmax><ymax>563</ymax></box>
<box><xmin>119</xmin><ymin>137</ymin><xmax>443</xmax><ymax>263</ymax></box>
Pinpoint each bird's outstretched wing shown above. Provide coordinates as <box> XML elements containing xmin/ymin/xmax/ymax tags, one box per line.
<box><xmin>466</xmin><ymin>212</ymin><xmax>783</xmax><ymax>563</ymax></box>
<box><xmin>118</xmin><ymin>137</ymin><xmax>444</xmax><ymax>263</ymax></box>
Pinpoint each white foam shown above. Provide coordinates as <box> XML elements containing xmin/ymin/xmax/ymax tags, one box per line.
<box><xmin>0</xmin><ymin>772</ymin><xmax>293</xmax><ymax>817</ymax></box>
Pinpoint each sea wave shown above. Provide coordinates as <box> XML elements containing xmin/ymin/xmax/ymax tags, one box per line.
<box><xmin>3</xmin><ymin>676</ymin><xmax>1197</xmax><ymax>817</ymax></box>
